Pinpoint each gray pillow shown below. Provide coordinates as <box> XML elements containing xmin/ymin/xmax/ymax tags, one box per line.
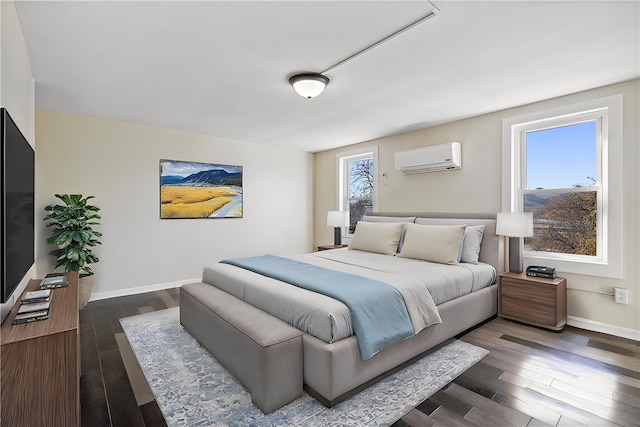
<box><xmin>459</xmin><ymin>225</ymin><xmax>485</xmax><ymax>264</ymax></box>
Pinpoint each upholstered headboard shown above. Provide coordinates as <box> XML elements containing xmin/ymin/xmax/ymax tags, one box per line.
<box><xmin>364</xmin><ymin>212</ymin><xmax>505</xmax><ymax>274</ymax></box>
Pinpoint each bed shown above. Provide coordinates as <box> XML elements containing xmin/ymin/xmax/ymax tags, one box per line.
<box><xmin>180</xmin><ymin>213</ymin><xmax>504</xmax><ymax>410</ymax></box>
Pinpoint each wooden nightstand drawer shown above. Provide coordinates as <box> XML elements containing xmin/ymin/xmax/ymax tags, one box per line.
<box><xmin>501</xmin><ymin>296</ymin><xmax>556</xmax><ymax>326</ymax></box>
<box><xmin>501</xmin><ymin>280</ymin><xmax>556</xmax><ymax>307</ymax></box>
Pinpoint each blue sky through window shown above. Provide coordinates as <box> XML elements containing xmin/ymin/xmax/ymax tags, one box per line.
<box><xmin>526</xmin><ymin>121</ymin><xmax>596</xmax><ymax>189</ymax></box>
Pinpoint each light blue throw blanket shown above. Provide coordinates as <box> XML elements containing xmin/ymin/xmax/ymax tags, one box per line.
<box><xmin>220</xmin><ymin>254</ymin><xmax>414</xmax><ymax>360</ymax></box>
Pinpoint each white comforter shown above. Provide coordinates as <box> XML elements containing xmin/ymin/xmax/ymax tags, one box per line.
<box><xmin>201</xmin><ymin>249</ymin><xmax>496</xmax><ymax>344</ymax></box>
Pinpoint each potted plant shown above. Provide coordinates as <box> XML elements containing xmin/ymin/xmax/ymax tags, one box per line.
<box><xmin>44</xmin><ymin>194</ymin><xmax>102</xmax><ymax>309</ymax></box>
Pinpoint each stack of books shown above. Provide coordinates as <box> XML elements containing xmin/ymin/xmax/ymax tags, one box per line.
<box><xmin>12</xmin><ymin>289</ymin><xmax>52</xmax><ymax>325</ymax></box>
<box><xmin>38</xmin><ymin>273</ymin><xmax>68</xmax><ymax>290</ymax></box>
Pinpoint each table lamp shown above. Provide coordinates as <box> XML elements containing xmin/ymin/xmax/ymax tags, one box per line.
<box><xmin>496</xmin><ymin>212</ymin><xmax>534</xmax><ymax>274</ymax></box>
<box><xmin>327</xmin><ymin>211</ymin><xmax>349</xmax><ymax>246</ymax></box>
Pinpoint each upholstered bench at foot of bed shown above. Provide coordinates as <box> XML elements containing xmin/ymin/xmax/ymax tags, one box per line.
<box><xmin>180</xmin><ymin>282</ymin><xmax>303</xmax><ymax>414</ymax></box>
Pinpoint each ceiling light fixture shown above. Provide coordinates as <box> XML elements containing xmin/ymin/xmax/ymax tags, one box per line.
<box><xmin>289</xmin><ymin>73</ymin><xmax>330</xmax><ymax>99</ymax></box>
<box><xmin>289</xmin><ymin>1</ymin><xmax>439</xmax><ymax>99</ymax></box>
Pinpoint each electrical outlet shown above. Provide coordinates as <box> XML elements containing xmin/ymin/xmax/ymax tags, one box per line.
<box><xmin>614</xmin><ymin>288</ymin><xmax>628</xmax><ymax>304</ymax></box>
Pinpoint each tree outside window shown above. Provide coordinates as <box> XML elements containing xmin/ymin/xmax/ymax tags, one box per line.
<box><xmin>337</xmin><ymin>148</ymin><xmax>377</xmax><ymax>235</ymax></box>
<box><xmin>346</xmin><ymin>157</ymin><xmax>374</xmax><ymax>233</ymax></box>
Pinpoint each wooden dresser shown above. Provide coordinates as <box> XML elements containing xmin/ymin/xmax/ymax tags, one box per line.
<box><xmin>498</xmin><ymin>272</ymin><xmax>567</xmax><ymax>331</ymax></box>
<box><xmin>1</xmin><ymin>273</ymin><xmax>80</xmax><ymax>426</ymax></box>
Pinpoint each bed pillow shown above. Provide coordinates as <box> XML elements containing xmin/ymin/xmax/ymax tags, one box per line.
<box><xmin>362</xmin><ymin>215</ymin><xmax>416</xmax><ymax>252</ymax></box>
<box><xmin>459</xmin><ymin>225</ymin><xmax>485</xmax><ymax>264</ymax></box>
<box><xmin>398</xmin><ymin>223</ymin><xmax>466</xmax><ymax>265</ymax></box>
<box><xmin>362</xmin><ymin>215</ymin><xmax>416</xmax><ymax>223</ymax></box>
<box><xmin>348</xmin><ymin>221</ymin><xmax>405</xmax><ymax>255</ymax></box>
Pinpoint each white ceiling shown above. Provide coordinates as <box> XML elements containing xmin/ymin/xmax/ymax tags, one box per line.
<box><xmin>14</xmin><ymin>1</ymin><xmax>640</xmax><ymax>153</ymax></box>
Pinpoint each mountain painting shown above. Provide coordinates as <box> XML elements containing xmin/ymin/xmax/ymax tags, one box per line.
<box><xmin>160</xmin><ymin>159</ymin><xmax>243</xmax><ymax>219</ymax></box>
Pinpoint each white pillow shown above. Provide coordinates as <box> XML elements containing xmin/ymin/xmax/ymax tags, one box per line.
<box><xmin>398</xmin><ymin>223</ymin><xmax>466</xmax><ymax>265</ymax></box>
<box><xmin>348</xmin><ymin>221</ymin><xmax>405</xmax><ymax>255</ymax></box>
<box><xmin>459</xmin><ymin>225</ymin><xmax>485</xmax><ymax>264</ymax></box>
<box><xmin>362</xmin><ymin>215</ymin><xmax>416</xmax><ymax>252</ymax></box>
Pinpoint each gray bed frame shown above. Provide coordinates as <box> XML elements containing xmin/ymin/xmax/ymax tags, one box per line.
<box><xmin>182</xmin><ymin>213</ymin><xmax>505</xmax><ymax>409</ymax></box>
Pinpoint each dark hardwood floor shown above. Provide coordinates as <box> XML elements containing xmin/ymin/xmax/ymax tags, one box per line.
<box><xmin>80</xmin><ymin>288</ymin><xmax>179</xmax><ymax>427</ymax></box>
<box><xmin>80</xmin><ymin>288</ymin><xmax>639</xmax><ymax>426</ymax></box>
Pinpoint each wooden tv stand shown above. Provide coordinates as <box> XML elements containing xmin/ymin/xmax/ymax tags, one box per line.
<box><xmin>1</xmin><ymin>273</ymin><xmax>80</xmax><ymax>426</ymax></box>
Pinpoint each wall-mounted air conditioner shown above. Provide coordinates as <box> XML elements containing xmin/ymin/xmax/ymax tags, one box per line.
<box><xmin>394</xmin><ymin>142</ymin><xmax>462</xmax><ymax>174</ymax></box>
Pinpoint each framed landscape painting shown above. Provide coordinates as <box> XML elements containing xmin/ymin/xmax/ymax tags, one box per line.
<box><xmin>160</xmin><ymin>159</ymin><xmax>243</xmax><ymax>219</ymax></box>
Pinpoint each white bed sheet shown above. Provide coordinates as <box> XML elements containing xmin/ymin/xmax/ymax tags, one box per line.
<box><xmin>200</xmin><ymin>249</ymin><xmax>496</xmax><ymax>345</ymax></box>
<box><xmin>313</xmin><ymin>249</ymin><xmax>496</xmax><ymax>305</ymax></box>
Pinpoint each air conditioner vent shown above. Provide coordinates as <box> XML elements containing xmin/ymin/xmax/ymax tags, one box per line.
<box><xmin>394</xmin><ymin>142</ymin><xmax>461</xmax><ymax>174</ymax></box>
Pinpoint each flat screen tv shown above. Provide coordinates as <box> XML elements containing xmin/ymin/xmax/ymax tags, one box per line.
<box><xmin>1</xmin><ymin>108</ymin><xmax>35</xmax><ymax>303</ymax></box>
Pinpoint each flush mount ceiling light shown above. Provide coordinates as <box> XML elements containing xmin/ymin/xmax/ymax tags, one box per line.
<box><xmin>289</xmin><ymin>1</ymin><xmax>439</xmax><ymax>99</ymax></box>
<box><xmin>288</xmin><ymin>73</ymin><xmax>330</xmax><ymax>99</ymax></box>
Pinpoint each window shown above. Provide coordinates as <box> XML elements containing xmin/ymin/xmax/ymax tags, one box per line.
<box><xmin>523</xmin><ymin>118</ymin><xmax>600</xmax><ymax>257</ymax></box>
<box><xmin>337</xmin><ymin>147</ymin><xmax>378</xmax><ymax>235</ymax></box>
<box><xmin>502</xmin><ymin>95</ymin><xmax>622</xmax><ymax>278</ymax></box>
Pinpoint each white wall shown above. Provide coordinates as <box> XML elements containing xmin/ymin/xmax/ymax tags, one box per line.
<box><xmin>0</xmin><ymin>0</ymin><xmax>36</xmax><ymax>321</ymax></box>
<box><xmin>35</xmin><ymin>110</ymin><xmax>314</xmax><ymax>299</ymax></box>
<box><xmin>1</xmin><ymin>0</ymin><xmax>34</xmax><ymax>139</ymax></box>
<box><xmin>315</xmin><ymin>79</ymin><xmax>640</xmax><ymax>338</ymax></box>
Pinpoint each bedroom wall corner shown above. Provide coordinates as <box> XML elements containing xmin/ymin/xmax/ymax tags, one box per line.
<box><xmin>313</xmin><ymin>114</ymin><xmax>503</xmax><ymax>247</ymax></box>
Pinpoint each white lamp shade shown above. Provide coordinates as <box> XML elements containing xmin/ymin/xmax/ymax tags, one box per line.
<box><xmin>327</xmin><ymin>211</ymin><xmax>349</xmax><ymax>227</ymax></box>
<box><xmin>496</xmin><ymin>212</ymin><xmax>533</xmax><ymax>237</ymax></box>
<box><xmin>289</xmin><ymin>74</ymin><xmax>329</xmax><ymax>99</ymax></box>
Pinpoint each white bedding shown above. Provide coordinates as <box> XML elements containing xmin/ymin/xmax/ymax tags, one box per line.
<box><xmin>315</xmin><ymin>249</ymin><xmax>496</xmax><ymax>305</ymax></box>
<box><xmin>201</xmin><ymin>249</ymin><xmax>496</xmax><ymax>344</ymax></box>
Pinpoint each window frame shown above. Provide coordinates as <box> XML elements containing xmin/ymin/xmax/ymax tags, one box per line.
<box><xmin>520</xmin><ymin>113</ymin><xmax>604</xmax><ymax>261</ymax></box>
<box><xmin>336</xmin><ymin>146</ymin><xmax>379</xmax><ymax>238</ymax></box>
<box><xmin>502</xmin><ymin>95</ymin><xmax>623</xmax><ymax>278</ymax></box>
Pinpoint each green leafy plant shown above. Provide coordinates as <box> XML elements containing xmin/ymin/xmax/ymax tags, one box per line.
<box><xmin>44</xmin><ymin>194</ymin><xmax>102</xmax><ymax>275</ymax></box>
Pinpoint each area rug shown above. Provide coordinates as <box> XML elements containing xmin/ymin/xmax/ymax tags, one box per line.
<box><xmin>120</xmin><ymin>307</ymin><xmax>488</xmax><ymax>427</ymax></box>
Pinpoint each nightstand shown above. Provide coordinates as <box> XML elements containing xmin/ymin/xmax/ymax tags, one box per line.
<box><xmin>498</xmin><ymin>272</ymin><xmax>567</xmax><ymax>331</ymax></box>
<box><xmin>317</xmin><ymin>244</ymin><xmax>348</xmax><ymax>251</ymax></box>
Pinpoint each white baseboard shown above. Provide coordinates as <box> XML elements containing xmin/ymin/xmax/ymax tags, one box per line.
<box><xmin>568</xmin><ymin>316</ymin><xmax>640</xmax><ymax>342</ymax></box>
<box><xmin>89</xmin><ymin>278</ymin><xmax>200</xmax><ymax>302</ymax></box>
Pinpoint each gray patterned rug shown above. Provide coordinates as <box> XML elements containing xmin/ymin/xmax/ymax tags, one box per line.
<box><xmin>120</xmin><ymin>307</ymin><xmax>488</xmax><ymax>427</ymax></box>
